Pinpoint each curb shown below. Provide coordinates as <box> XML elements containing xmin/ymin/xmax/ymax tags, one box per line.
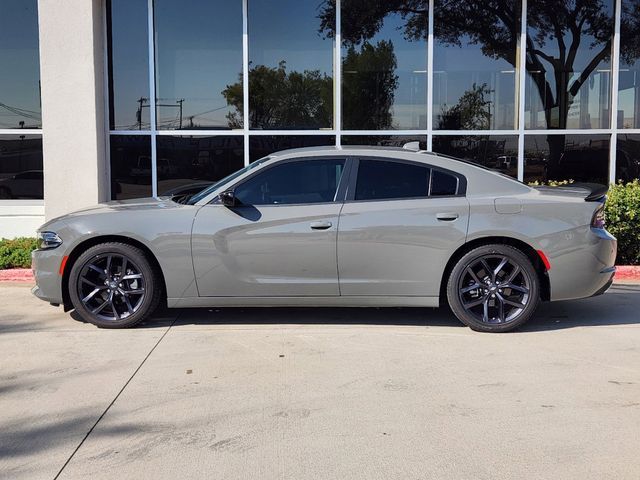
<box><xmin>0</xmin><ymin>269</ymin><xmax>34</xmax><ymax>283</ymax></box>
<box><xmin>615</xmin><ymin>265</ymin><xmax>640</xmax><ymax>282</ymax></box>
<box><xmin>2</xmin><ymin>266</ymin><xmax>640</xmax><ymax>284</ymax></box>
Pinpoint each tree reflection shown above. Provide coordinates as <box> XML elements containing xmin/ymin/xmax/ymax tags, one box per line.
<box><xmin>319</xmin><ymin>0</ymin><xmax>633</xmax><ymax>133</ymax></box>
<box><xmin>222</xmin><ymin>61</ymin><xmax>332</xmax><ymax>129</ymax></box>
<box><xmin>438</xmin><ymin>83</ymin><xmax>493</xmax><ymax>130</ymax></box>
<box><xmin>621</xmin><ymin>0</ymin><xmax>640</xmax><ymax>64</ymax></box>
<box><xmin>342</xmin><ymin>41</ymin><xmax>399</xmax><ymax>129</ymax></box>
<box><xmin>223</xmin><ymin>42</ymin><xmax>399</xmax><ymax>131</ymax></box>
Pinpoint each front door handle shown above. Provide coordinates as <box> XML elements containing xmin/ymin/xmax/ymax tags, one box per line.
<box><xmin>310</xmin><ymin>221</ymin><xmax>333</xmax><ymax>230</ymax></box>
<box><xmin>436</xmin><ymin>212</ymin><xmax>459</xmax><ymax>221</ymax></box>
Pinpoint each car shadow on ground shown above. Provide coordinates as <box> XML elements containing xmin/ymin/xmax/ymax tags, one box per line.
<box><xmin>69</xmin><ymin>284</ymin><xmax>640</xmax><ymax>332</ymax></box>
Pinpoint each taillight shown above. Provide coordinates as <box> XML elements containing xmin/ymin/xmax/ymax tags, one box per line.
<box><xmin>591</xmin><ymin>204</ymin><xmax>606</xmax><ymax>229</ymax></box>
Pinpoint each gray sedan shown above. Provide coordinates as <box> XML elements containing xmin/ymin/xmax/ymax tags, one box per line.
<box><xmin>32</xmin><ymin>146</ymin><xmax>617</xmax><ymax>332</ymax></box>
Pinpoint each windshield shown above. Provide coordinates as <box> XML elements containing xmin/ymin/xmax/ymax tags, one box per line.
<box><xmin>186</xmin><ymin>156</ymin><xmax>271</xmax><ymax>205</ymax></box>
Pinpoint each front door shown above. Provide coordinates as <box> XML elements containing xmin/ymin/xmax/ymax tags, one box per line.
<box><xmin>192</xmin><ymin>157</ymin><xmax>347</xmax><ymax>297</ymax></box>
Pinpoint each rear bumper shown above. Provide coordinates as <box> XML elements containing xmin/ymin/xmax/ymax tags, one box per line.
<box><xmin>548</xmin><ymin>228</ymin><xmax>617</xmax><ymax>301</ymax></box>
<box><xmin>591</xmin><ymin>271</ymin><xmax>615</xmax><ymax>297</ymax></box>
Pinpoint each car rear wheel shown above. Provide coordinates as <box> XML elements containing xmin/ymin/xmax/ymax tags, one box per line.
<box><xmin>68</xmin><ymin>242</ymin><xmax>162</xmax><ymax>328</ymax></box>
<box><xmin>446</xmin><ymin>244</ymin><xmax>540</xmax><ymax>332</ymax></box>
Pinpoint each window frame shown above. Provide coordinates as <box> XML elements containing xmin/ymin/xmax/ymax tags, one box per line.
<box><xmin>345</xmin><ymin>156</ymin><xmax>467</xmax><ymax>203</ymax></box>
<box><xmin>215</xmin><ymin>156</ymin><xmax>352</xmax><ymax>207</ymax></box>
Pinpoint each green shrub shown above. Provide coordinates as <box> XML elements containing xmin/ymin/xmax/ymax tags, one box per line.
<box><xmin>606</xmin><ymin>180</ymin><xmax>640</xmax><ymax>265</ymax></box>
<box><xmin>0</xmin><ymin>237</ymin><xmax>38</xmax><ymax>269</ymax></box>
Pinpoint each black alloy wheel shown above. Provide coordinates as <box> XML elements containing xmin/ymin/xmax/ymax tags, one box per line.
<box><xmin>447</xmin><ymin>244</ymin><xmax>540</xmax><ymax>332</ymax></box>
<box><xmin>69</xmin><ymin>242</ymin><xmax>162</xmax><ymax>328</ymax></box>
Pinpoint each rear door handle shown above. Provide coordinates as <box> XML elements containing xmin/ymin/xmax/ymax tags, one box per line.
<box><xmin>310</xmin><ymin>221</ymin><xmax>333</xmax><ymax>230</ymax></box>
<box><xmin>436</xmin><ymin>212</ymin><xmax>459</xmax><ymax>221</ymax></box>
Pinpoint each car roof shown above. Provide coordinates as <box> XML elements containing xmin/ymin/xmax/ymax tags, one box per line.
<box><xmin>268</xmin><ymin>145</ymin><xmax>409</xmax><ymax>157</ymax></box>
<box><xmin>268</xmin><ymin>145</ymin><xmax>505</xmax><ymax>174</ymax></box>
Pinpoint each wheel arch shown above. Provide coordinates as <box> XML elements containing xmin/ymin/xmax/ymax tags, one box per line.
<box><xmin>439</xmin><ymin>236</ymin><xmax>550</xmax><ymax>305</ymax></box>
<box><xmin>61</xmin><ymin>235</ymin><xmax>167</xmax><ymax>311</ymax></box>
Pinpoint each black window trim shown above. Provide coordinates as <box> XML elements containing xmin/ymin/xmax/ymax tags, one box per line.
<box><xmin>345</xmin><ymin>156</ymin><xmax>467</xmax><ymax>203</ymax></box>
<box><xmin>212</xmin><ymin>156</ymin><xmax>352</xmax><ymax>207</ymax></box>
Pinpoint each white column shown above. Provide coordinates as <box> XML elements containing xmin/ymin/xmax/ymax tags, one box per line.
<box><xmin>37</xmin><ymin>0</ymin><xmax>108</xmax><ymax>220</ymax></box>
<box><xmin>609</xmin><ymin>0</ymin><xmax>622</xmax><ymax>184</ymax></box>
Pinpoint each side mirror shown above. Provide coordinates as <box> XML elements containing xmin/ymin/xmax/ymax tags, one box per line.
<box><xmin>219</xmin><ymin>190</ymin><xmax>237</xmax><ymax>207</ymax></box>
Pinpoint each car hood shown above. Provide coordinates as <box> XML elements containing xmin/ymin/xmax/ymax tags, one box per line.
<box><xmin>39</xmin><ymin>197</ymin><xmax>182</xmax><ymax>230</ymax></box>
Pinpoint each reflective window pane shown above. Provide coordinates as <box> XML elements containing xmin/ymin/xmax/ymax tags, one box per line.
<box><xmin>109</xmin><ymin>135</ymin><xmax>152</xmax><ymax>200</ymax></box>
<box><xmin>0</xmin><ymin>0</ymin><xmax>41</xmax><ymax>129</ymax></box>
<box><xmin>342</xmin><ymin>135</ymin><xmax>427</xmax><ymax>149</ymax></box>
<box><xmin>616</xmin><ymin>135</ymin><xmax>640</xmax><ymax>182</ymax></box>
<box><xmin>339</xmin><ymin>0</ymin><xmax>427</xmax><ymax>130</ymax></box>
<box><xmin>156</xmin><ymin>136</ymin><xmax>244</xmax><ymax>196</ymax></box>
<box><xmin>618</xmin><ymin>0</ymin><xmax>640</xmax><ymax>128</ymax></box>
<box><xmin>433</xmin><ymin>135</ymin><xmax>519</xmax><ymax>177</ymax></box>
<box><xmin>107</xmin><ymin>0</ymin><xmax>149</xmax><ymax>131</ymax></box>
<box><xmin>155</xmin><ymin>0</ymin><xmax>242</xmax><ymax>130</ymax></box>
<box><xmin>524</xmin><ymin>134</ymin><xmax>611</xmax><ymax>184</ymax></box>
<box><xmin>235</xmin><ymin>159</ymin><xmax>346</xmax><ymax>205</ymax></box>
<box><xmin>355</xmin><ymin>160</ymin><xmax>430</xmax><ymax>200</ymax></box>
<box><xmin>249</xmin><ymin>136</ymin><xmax>335</xmax><ymax>162</ymax></box>
<box><xmin>249</xmin><ymin>0</ymin><xmax>333</xmax><ymax>129</ymax></box>
<box><xmin>525</xmin><ymin>1</ymin><xmax>614</xmax><ymax>129</ymax></box>
<box><xmin>431</xmin><ymin>170</ymin><xmax>459</xmax><ymax>196</ymax></box>
<box><xmin>0</xmin><ymin>135</ymin><xmax>43</xmax><ymax>199</ymax></box>
<box><xmin>433</xmin><ymin>0</ymin><xmax>520</xmax><ymax>130</ymax></box>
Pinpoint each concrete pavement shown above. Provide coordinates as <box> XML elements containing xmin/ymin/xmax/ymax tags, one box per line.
<box><xmin>1</xmin><ymin>284</ymin><xmax>639</xmax><ymax>480</ymax></box>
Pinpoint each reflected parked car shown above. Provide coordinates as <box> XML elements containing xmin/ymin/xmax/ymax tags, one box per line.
<box><xmin>496</xmin><ymin>155</ymin><xmax>516</xmax><ymax>169</ymax></box>
<box><xmin>0</xmin><ymin>170</ymin><xmax>43</xmax><ymax>199</ymax></box>
<box><xmin>32</xmin><ymin>146</ymin><xmax>616</xmax><ymax>333</ymax></box>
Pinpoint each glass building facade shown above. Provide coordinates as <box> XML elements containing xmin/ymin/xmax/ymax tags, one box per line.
<box><xmin>0</xmin><ymin>0</ymin><xmax>43</xmax><ymax>200</ymax></box>
<box><xmin>3</xmin><ymin>0</ymin><xmax>640</xmax><ymax>204</ymax></box>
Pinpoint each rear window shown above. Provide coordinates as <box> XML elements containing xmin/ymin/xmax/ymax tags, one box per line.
<box><xmin>430</xmin><ymin>170</ymin><xmax>458</xmax><ymax>196</ymax></box>
<box><xmin>355</xmin><ymin>160</ymin><xmax>431</xmax><ymax>201</ymax></box>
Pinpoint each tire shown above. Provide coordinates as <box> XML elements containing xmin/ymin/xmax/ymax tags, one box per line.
<box><xmin>446</xmin><ymin>244</ymin><xmax>540</xmax><ymax>333</ymax></box>
<box><xmin>68</xmin><ymin>242</ymin><xmax>163</xmax><ymax>328</ymax></box>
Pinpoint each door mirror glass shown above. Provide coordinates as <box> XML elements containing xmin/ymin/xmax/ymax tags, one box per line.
<box><xmin>219</xmin><ymin>190</ymin><xmax>237</xmax><ymax>207</ymax></box>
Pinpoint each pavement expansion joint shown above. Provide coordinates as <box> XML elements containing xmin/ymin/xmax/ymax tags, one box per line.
<box><xmin>51</xmin><ymin>313</ymin><xmax>180</xmax><ymax>480</ymax></box>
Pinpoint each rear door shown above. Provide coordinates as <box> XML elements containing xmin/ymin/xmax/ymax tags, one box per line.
<box><xmin>337</xmin><ymin>158</ymin><xmax>469</xmax><ymax>296</ymax></box>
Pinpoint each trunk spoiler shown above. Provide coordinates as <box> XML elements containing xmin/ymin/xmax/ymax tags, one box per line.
<box><xmin>533</xmin><ymin>182</ymin><xmax>608</xmax><ymax>202</ymax></box>
<box><xmin>570</xmin><ymin>183</ymin><xmax>609</xmax><ymax>202</ymax></box>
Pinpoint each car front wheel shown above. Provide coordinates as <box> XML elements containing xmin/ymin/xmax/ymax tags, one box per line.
<box><xmin>68</xmin><ymin>242</ymin><xmax>162</xmax><ymax>328</ymax></box>
<box><xmin>446</xmin><ymin>244</ymin><xmax>540</xmax><ymax>332</ymax></box>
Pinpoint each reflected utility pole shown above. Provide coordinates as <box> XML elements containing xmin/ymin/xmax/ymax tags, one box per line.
<box><xmin>137</xmin><ymin>99</ymin><xmax>185</xmax><ymax>129</ymax></box>
<box><xmin>177</xmin><ymin>99</ymin><xmax>184</xmax><ymax>129</ymax></box>
<box><xmin>136</xmin><ymin>97</ymin><xmax>148</xmax><ymax>130</ymax></box>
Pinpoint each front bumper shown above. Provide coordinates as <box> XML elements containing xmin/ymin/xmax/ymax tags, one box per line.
<box><xmin>31</xmin><ymin>248</ymin><xmax>64</xmax><ymax>304</ymax></box>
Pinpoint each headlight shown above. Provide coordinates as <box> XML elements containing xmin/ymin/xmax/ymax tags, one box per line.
<box><xmin>38</xmin><ymin>231</ymin><xmax>63</xmax><ymax>249</ymax></box>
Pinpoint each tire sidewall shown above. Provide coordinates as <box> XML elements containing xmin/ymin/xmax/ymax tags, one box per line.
<box><xmin>447</xmin><ymin>244</ymin><xmax>540</xmax><ymax>333</ymax></box>
<box><xmin>69</xmin><ymin>243</ymin><xmax>157</xmax><ymax>328</ymax></box>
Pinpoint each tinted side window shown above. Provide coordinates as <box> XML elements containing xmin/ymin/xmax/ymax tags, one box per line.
<box><xmin>355</xmin><ymin>160</ymin><xmax>430</xmax><ymax>201</ymax></box>
<box><xmin>234</xmin><ymin>159</ymin><xmax>345</xmax><ymax>205</ymax></box>
<box><xmin>430</xmin><ymin>170</ymin><xmax>459</xmax><ymax>196</ymax></box>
